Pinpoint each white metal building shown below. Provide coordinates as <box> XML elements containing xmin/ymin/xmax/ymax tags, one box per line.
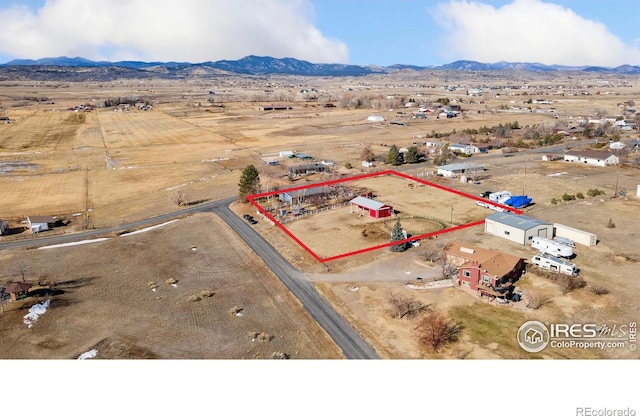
<box><xmin>563</xmin><ymin>150</ymin><xmax>619</xmax><ymax>167</ymax></box>
<box><xmin>484</xmin><ymin>212</ymin><xmax>553</xmax><ymax>245</ymax></box>
<box><xmin>27</xmin><ymin>215</ymin><xmax>55</xmax><ymax>233</ymax></box>
<box><xmin>554</xmin><ymin>223</ymin><xmax>597</xmax><ymax>247</ymax></box>
<box><xmin>437</xmin><ymin>162</ymin><xmax>484</xmax><ymax>178</ymax></box>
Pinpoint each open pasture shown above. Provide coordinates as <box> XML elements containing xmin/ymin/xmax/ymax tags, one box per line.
<box><xmin>252</xmin><ymin>171</ymin><xmax>497</xmax><ymax>261</ymax></box>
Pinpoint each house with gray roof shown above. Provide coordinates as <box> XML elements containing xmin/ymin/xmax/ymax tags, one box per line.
<box><xmin>564</xmin><ymin>150</ymin><xmax>619</xmax><ymax>167</ymax></box>
<box><xmin>484</xmin><ymin>212</ymin><xmax>552</xmax><ymax>245</ymax></box>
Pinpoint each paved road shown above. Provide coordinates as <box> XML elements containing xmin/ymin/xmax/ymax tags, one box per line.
<box><xmin>0</xmin><ymin>195</ymin><xmax>379</xmax><ymax>359</ymax></box>
<box><xmin>212</xmin><ymin>204</ymin><xmax>378</xmax><ymax>359</ymax></box>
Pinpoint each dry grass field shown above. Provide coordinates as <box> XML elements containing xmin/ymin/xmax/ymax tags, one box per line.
<box><xmin>1</xmin><ymin>72</ymin><xmax>639</xmax><ymax>359</ymax></box>
<box><xmin>270</xmin><ymin>174</ymin><xmax>489</xmax><ymax>259</ymax></box>
<box><xmin>0</xmin><ymin>213</ymin><xmax>341</xmax><ymax>359</ymax></box>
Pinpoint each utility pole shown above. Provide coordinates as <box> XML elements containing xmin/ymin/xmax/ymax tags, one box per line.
<box><xmin>523</xmin><ymin>158</ymin><xmax>527</xmax><ymax>195</ymax></box>
<box><xmin>450</xmin><ymin>204</ymin><xmax>454</xmax><ymax>228</ymax></box>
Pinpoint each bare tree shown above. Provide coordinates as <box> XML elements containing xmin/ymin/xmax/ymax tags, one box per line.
<box><xmin>171</xmin><ymin>188</ymin><xmax>186</xmax><ymax>206</ymax></box>
<box><xmin>415</xmin><ymin>310</ymin><xmax>462</xmax><ymax>353</ymax></box>
<box><xmin>360</xmin><ymin>146</ymin><xmax>376</xmax><ymax>163</ymax></box>
<box><xmin>418</xmin><ymin>244</ymin><xmax>441</xmax><ymax>263</ymax></box>
<box><xmin>387</xmin><ymin>293</ymin><xmax>429</xmax><ymax>319</ymax></box>
<box><xmin>10</xmin><ymin>260</ymin><xmax>32</xmax><ymax>283</ymax></box>
<box><xmin>526</xmin><ymin>290</ymin><xmax>551</xmax><ymax>310</ymax></box>
<box><xmin>437</xmin><ymin>251</ymin><xmax>457</xmax><ymax>280</ymax></box>
<box><xmin>556</xmin><ymin>275</ymin><xmax>586</xmax><ymax>295</ymax></box>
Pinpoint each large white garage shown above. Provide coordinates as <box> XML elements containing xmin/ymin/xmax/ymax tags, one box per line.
<box><xmin>484</xmin><ymin>212</ymin><xmax>552</xmax><ymax>245</ymax></box>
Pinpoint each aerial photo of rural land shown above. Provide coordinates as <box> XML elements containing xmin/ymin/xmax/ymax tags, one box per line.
<box><xmin>0</xmin><ymin>0</ymin><xmax>638</xmax><ymax>414</ymax></box>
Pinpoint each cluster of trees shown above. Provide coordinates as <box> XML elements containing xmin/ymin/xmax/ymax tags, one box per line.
<box><xmin>360</xmin><ymin>145</ymin><xmax>425</xmax><ymax>167</ymax></box>
<box><xmin>386</xmin><ymin>293</ymin><xmax>462</xmax><ymax>353</ymax></box>
<box><xmin>103</xmin><ymin>97</ymin><xmax>152</xmax><ymax>108</ymax></box>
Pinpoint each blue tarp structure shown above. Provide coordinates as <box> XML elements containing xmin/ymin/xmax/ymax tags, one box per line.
<box><xmin>504</xmin><ymin>195</ymin><xmax>532</xmax><ymax>208</ymax></box>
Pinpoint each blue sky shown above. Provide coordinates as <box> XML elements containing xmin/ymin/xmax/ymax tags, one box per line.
<box><xmin>0</xmin><ymin>0</ymin><xmax>638</xmax><ymax>66</ymax></box>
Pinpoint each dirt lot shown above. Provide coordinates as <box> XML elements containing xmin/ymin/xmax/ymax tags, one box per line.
<box><xmin>267</xmin><ymin>174</ymin><xmax>489</xmax><ymax>259</ymax></box>
<box><xmin>0</xmin><ymin>213</ymin><xmax>341</xmax><ymax>359</ymax></box>
<box><xmin>1</xmin><ymin>73</ymin><xmax>639</xmax><ymax>359</ymax></box>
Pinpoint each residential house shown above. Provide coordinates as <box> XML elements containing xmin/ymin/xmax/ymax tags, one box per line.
<box><xmin>444</xmin><ymin>241</ymin><xmax>525</xmax><ymax>298</ymax></box>
<box><xmin>449</xmin><ymin>143</ymin><xmax>478</xmax><ymax>155</ymax></box>
<box><xmin>27</xmin><ymin>216</ymin><xmax>55</xmax><ymax>233</ymax></box>
<box><xmin>2</xmin><ymin>281</ymin><xmax>33</xmax><ymax>302</ymax></box>
<box><xmin>563</xmin><ymin>150</ymin><xmax>619</xmax><ymax>167</ymax></box>
<box><xmin>437</xmin><ymin>162</ymin><xmax>484</xmax><ymax>178</ymax></box>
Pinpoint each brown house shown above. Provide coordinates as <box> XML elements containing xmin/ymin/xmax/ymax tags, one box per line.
<box><xmin>2</xmin><ymin>281</ymin><xmax>33</xmax><ymax>301</ymax></box>
<box><xmin>444</xmin><ymin>241</ymin><xmax>525</xmax><ymax>299</ymax></box>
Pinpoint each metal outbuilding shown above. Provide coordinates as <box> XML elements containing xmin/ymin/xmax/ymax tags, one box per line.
<box><xmin>484</xmin><ymin>212</ymin><xmax>553</xmax><ymax>245</ymax></box>
<box><xmin>350</xmin><ymin>196</ymin><xmax>394</xmax><ymax>219</ymax></box>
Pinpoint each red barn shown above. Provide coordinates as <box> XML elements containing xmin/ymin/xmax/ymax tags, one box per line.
<box><xmin>350</xmin><ymin>196</ymin><xmax>393</xmax><ymax>219</ymax></box>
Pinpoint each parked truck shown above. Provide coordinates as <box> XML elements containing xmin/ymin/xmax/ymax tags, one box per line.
<box><xmin>531</xmin><ymin>253</ymin><xmax>577</xmax><ymax>276</ymax></box>
<box><xmin>531</xmin><ymin>236</ymin><xmax>573</xmax><ymax>258</ymax></box>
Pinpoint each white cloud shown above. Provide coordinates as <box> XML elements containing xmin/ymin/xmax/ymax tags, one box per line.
<box><xmin>0</xmin><ymin>0</ymin><xmax>348</xmax><ymax>63</ymax></box>
<box><xmin>433</xmin><ymin>0</ymin><xmax>640</xmax><ymax>66</ymax></box>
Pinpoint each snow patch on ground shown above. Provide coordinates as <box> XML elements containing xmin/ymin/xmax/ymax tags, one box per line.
<box><xmin>120</xmin><ymin>220</ymin><xmax>178</xmax><ymax>236</ymax></box>
<box><xmin>38</xmin><ymin>238</ymin><xmax>110</xmax><ymax>250</ymax></box>
<box><xmin>23</xmin><ymin>299</ymin><xmax>50</xmax><ymax>328</ymax></box>
<box><xmin>78</xmin><ymin>349</ymin><xmax>98</xmax><ymax>360</ymax></box>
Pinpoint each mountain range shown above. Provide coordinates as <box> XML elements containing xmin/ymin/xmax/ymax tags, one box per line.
<box><xmin>2</xmin><ymin>55</ymin><xmax>640</xmax><ymax>80</ymax></box>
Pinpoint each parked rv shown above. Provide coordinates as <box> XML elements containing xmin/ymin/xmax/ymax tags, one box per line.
<box><xmin>488</xmin><ymin>191</ymin><xmax>511</xmax><ymax>204</ymax></box>
<box><xmin>531</xmin><ymin>236</ymin><xmax>573</xmax><ymax>258</ymax></box>
<box><xmin>553</xmin><ymin>236</ymin><xmax>575</xmax><ymax>248</ymax></box>
<box><xmin>531</xmin><ymin>254</ymin><xmax>577</xmax><ymax>276</ymax></box>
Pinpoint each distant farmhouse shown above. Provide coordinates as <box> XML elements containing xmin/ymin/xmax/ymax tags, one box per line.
<box><xmin>563</xmin><ymin>150</ymin><xmax>619</xmax><ymax>167</ymax></box>
<box><xmin>27</xmin><ymin>215</ymin><xmax>56</xmax><ymax>233</ymax></box>
<box><xmin>258</xmin><ymin>105</ymin><xmax>292</xmax><ymax>111</ymax></box>
<box><xmin>288</xmin><ymin>162</ymin><xmax>331</xmax><ymax>177</ymax></box>
<box><xmin>437</xmin><ymin>163</ymin><xmax>484</xmax><ymax>178</ymax></box>
<box><xmin>449</xmin><ymin>143</ymin><xmax>479</xmax><ymax>155</ymax></box>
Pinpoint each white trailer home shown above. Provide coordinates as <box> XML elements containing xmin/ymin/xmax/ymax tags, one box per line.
<box><xmin>531</xmin><ymin>254</ymin><xmax>577</xmax><ymax>276</ymax></box>
<box><xmin>531</xmin><ymin>236</ymin><xmax>573</xmax><ymax>258</ymax></box>
<box><xmin>554</xmin><ymin>223</ymin><xmax>597</xmax><ymax>247</ymax></box>
<box><xmin>489</xmin><ymin>191</ymin><xmax>511</xmax><ymax>204</ymax></box>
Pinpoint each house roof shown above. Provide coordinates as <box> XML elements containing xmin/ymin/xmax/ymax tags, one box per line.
<box><xmin>281</xmin><ymin>185</ymin><xmax>331</xmax><ymax>199</ymax></box>
<box><xmin>2</xmin><ymin>281</ymin><xmax>33</xmax><ymax>293</ymax></box>
<box><xmin>564</xmin><ymin>150</ymin><xmax>615</xmax><ymax>159</ymax></box>
<box><xmin>437</xmin><ymin>163</ymin><xmax>484</xmax><ymax>172</ymax></box>
<box><xmin>444</xmin><ymin>241</ymin><xmax>523</xmax><ymax>278</ymax></box>
<box><xmin>486</xmin><ymin>212</ymin><xmax>550</xmax><ymax>230</ymax></box>
<box><xmin>350</xmin><ymin>196</ymin><xmax>391</xmax><ymax>211</ymax></box>
<box><xmin>27</xmin><ymin>215</ymin><xmax>55</xmax><ymax>224</ymax></box>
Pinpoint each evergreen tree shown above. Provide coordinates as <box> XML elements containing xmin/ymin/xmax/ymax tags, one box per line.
<box><xmin>389</xmin><ymin>220</ymin><xmax>407</xmax><ymax>252</ymax></box>
<box><xmin>238</xmin><ymin>165</ymin><xmax>260</xmax><ymax>202</ymax></box>
<box><xmin>405</xmin><ymin>146</ymin><xmax>420</xmax><ymax>164</ymax></box>
<box><xmin>386</xmin><ymin>145</ymin><xmax>404</xmax><ymax>166</ymax></box>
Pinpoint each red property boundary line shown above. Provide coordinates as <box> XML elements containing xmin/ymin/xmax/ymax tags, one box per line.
<box><xmin>247</xmin><ymin>170</ymin><xmax>522</xmax><ymax>263</ymax></box>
